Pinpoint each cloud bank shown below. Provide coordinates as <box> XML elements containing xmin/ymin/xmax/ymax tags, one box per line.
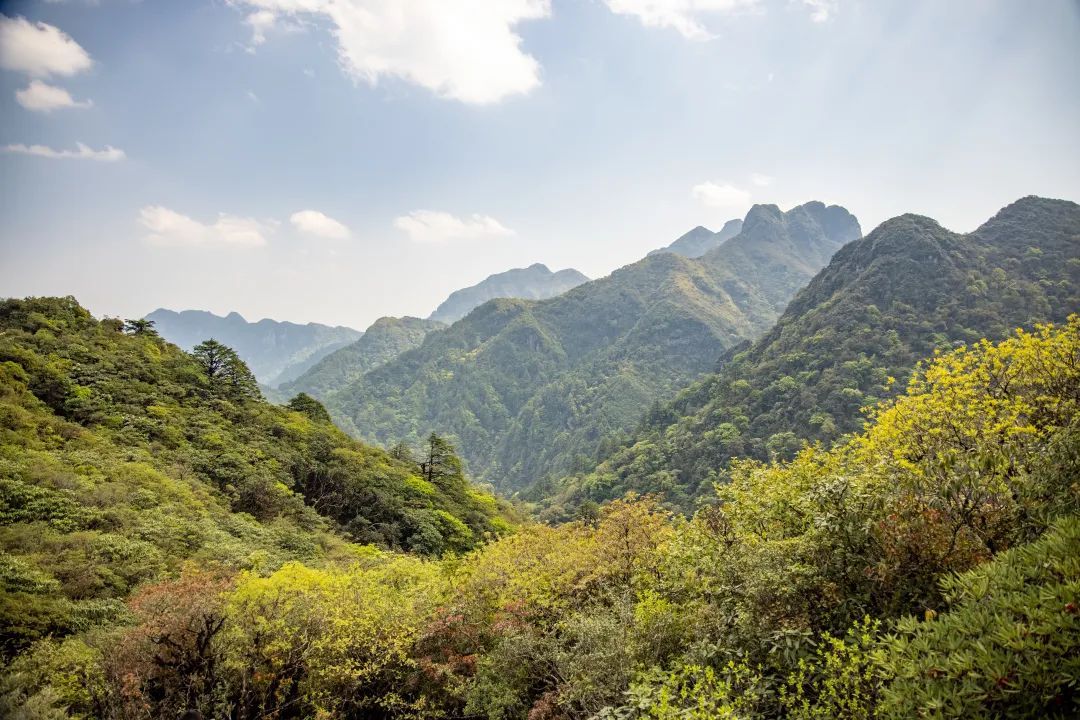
<box><xmin>15</xmin><ymin>79</ymin><xmax>92</xmax><ymax>111</ymax></box>
<box><xmin>691</xmin><ymin>181</ymin><xmax>752</xmax><ymax>208</ymax></box>
<box><xmin>394</xmin><ymin>210</ymin><xmax>514</xmax><ymax>243</ymax></box>
<box><xmin>140</xmin><ymin>206</ymin><xmax>271</xmax><ymax>248</ymax></box>
<box><xmin>0</xmin><ymin>14</ymin><xmax>92</xmax><ymax>77</ymax></box>
<box><xmin>234</xmin><ymin>0</ymin><xmax>550</xmax><ymax>104</ymax></box>
<box><xmin>290</xmin><ymin>209</ymin><xmax>351</xmax><ymax>239</ymax></box>
<box><xmin>3</xmin><ymin>142</ymin><xmax>124</xmax><ymax>161</ymax></box>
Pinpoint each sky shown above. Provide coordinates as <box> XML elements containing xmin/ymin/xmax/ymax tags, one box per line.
<box><xmin>0</xmin><ymin>0</ymin><xmax>1078</xmax><ymax>330</ymax></box>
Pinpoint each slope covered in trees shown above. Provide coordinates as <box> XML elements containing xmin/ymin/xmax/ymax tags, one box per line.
<box><xmin>325</xmin><ymin>201</ymin><xmax>861</xmax><ymax>491</ymax></box>
<box><xmin>549</xmin><ymin>196</ymin><xmax>1080</xmax><ymax>512</ymax></box>
<box><xmin>145</xmin><ymin>308</ymin><xmax>362</xmax><ymax>387</ymax></box>
<box><xmin>278</xmin><ymin>315</ymin><xmax>444</xmax><ymax>401</ymax></box>
<box><xmin>0</xmin><ymin>297</ymin><xmax>513</xmax><ymax>661</ymax></box>
<box><xmin>5</xmin><ymin>317</ymin><xmax>1077</xmax><ymax>719</ymax></box>
<box><xmin>428</xmin><ymin>263</ymin><xmax>590</xmax><ymax>324</ymax></box>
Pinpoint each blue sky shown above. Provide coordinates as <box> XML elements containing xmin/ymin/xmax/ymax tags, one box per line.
<box><xmin>1</xmin><ymin>0</ymin><xmax>1078</xmax><ymax>329</ymax></box>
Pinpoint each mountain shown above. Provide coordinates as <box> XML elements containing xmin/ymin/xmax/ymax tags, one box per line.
<box><xmin>428</xmin><ymin>263</ymin><xmax>590</xmax><ymax>324</ymax></box>
<box><xmin>649</xmin><ymin>218</ymin><xmax>743</xmax><ymax>258</ymax></box>
<box><xmin>145</xmin><ymin>308</ymin><xmax>362</xmax><ymax>386</ymax></box>
<box><xmin>324</xmin><ymin>201</ymin><xmax>861</xmax><ymax>491</ymax></box>
<box><xmin>279</xmin><ymin>316</ymin><xmax>444</xmax><ymax>400</ymax></box>
<box><xmin>550</xmin><ymin>196</ymin><xmax>1080</xmax><ymax>513</ymax></box>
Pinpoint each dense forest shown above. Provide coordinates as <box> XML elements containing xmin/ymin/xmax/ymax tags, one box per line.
<box><xmin>317</xmin><ymin>202</ymin><xmax>861</xmax><ymax>492</ymax></box>
<box><xmin>2</xmin><ymin>301</ymin><xmax>1077</xmax><ymax>718</ymax></box>
<box><xmin>275</xmin><ymin>316</ymin><xmax>444</xmax><ymax>402</ymax></box>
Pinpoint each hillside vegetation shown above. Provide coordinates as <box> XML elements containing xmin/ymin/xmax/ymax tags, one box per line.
<box><xmin>549</xmin><ymin>196</ymin><xmax>1080</xmax><ymax>513</ymax></box>
<box><xmin>325</xmin><ymin>202</ymin><xmax>861</xmax><ymax>491</ymax></box>
<box><xmin>4</xmin><ymin>315</ymin><xmax>1077</xmax><ymax>719</ymax></box>
<box><xmin>0</xmin><ymin>297</ymin><xmax>513</xmax><ymax>661</ymax></box>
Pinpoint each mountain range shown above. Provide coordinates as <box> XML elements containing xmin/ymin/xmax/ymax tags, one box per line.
<box><xmin>144</xmin><ymin>309</ymin><xmax>362</xmax><ymax>387</ymax></box>
<box><xmin>149</xmin><ymin>263</ymin><xmax>590</xmax><ymax>390</ymax></box>
<box><xmin>429</xmin><ymin>263</ymin><xmax>590</xmax><ymax>324</ymax></box>
<box><xmin>648</xmin><ymin>218</ymin><xmax>743</xmax><ymax>258</ymax></box>
<box><xmin>541</xmin><ymin>195</ymin><xmax>1080</xmax><ymax>514</ymax></box>
<box><xmin>319</xmin><ymin>201</ymin><xmax>861</xmax><ymax>491</ymax></box>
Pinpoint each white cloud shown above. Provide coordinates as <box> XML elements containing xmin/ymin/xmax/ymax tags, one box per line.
<box><xmin>0</xmin><ymin>14</ymin><xmax>93</xmax><ymax>78</ymax></box>
<box><xmin>139</xmin><ymin>206</ymin><xmax>271</xmax><ymax>248</ymax></box>
<box><xmin>245</xmin><ymin>9</ymin><xmax>277</xmax><ymax>46</ymax></box>
<box><xmin>691</xmin><ymin>181</ymin><xmax>752</xmax><ymax>208</ymax></box>
<box><xmin>801</xmin><ymin>0</ymin><xmax>836</xmax><ymax>23</ymax></box>
<box><xmin>2</xmin><ymin>141</ymin><xmax>124</xmax><ymax>161</ymax></box>
<box><xmin>233</xmin><ymin>0</ymin><xmax>550</xmax><ymax>104</ymax></box>
<box><xmin>394</xmin><ymin>210</ymin><xmax>514</xmax><ymax>243</ymax></box>
<box><xmin>603</xmin><ymin>0</ymin><xmax>759</xmax><ymax>40</ymax></box>
<box><xmin>750</xmin><ymin>173</ymin><xmax>773</xmax><ymax>187</ymax></box>
<box><xmin>290</xmin><ymin>209</ymin><xmax>350</xmax><ymax>239</ymax></box>
<box><xmin>14</xmin><ymin>79</ymin><xmax>91</xmax><ymax>111</ymax></box>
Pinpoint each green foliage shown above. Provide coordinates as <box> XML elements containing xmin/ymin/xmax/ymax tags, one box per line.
<box><xmin>192</xmin><ymin>338</ymin><xmax>262</xmax><ymax>400</ymax></box>
<box><xmin>596</xmin><ymin>662</ymin><xmax>767</xmax><ymax>720</ymax></box>
<box><xmin>285</xmin><ymin>391</ymin><xmax>332</xmax><ymax>423</ymax></box>
<box><xmin>780</xmin><ymin>618</ymin><xmax>886</xmax><ymax>720</ymax></box>
<box><xmin>877</xmin><ymin>516</ymin><xmax>1080</xmax><ymax>719</ymax></box>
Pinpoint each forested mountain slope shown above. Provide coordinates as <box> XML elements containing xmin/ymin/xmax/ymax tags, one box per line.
<box><xmin>552</xmin><ymin>195</ymin><xmax>1080</xmax><ymax>512</ymax></box>
<box><xmin>429</xmin><ymin>263</ymin><xmax>590</xmax><ymax>324</ymax></box>
<box><xmin>278</xmin><ymin>315</ymin><xmax>444</xmax><ymax>400</ymax></box>
<box><xmin>145</xmin><ymin>308</ymin><xmax>361</xmax><ymax>386</ymax></box>
<box><xmin>325</xmin><ymin>201</ymin><xmax>861</xmax><ymax>491</ymax></box>
<box><xmin>0</xmin><ymin>297</ymin><xmax>512</xmax><ymax>657</ymax></box>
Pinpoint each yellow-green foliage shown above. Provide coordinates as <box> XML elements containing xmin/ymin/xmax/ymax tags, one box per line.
<box><xmin>223</xmin><ymin>555</ymin><xmax>448</xmax><ymax>718</ymax></box>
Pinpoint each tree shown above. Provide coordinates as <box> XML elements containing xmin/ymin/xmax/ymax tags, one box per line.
<box><xmin>122</xmin><ymin>318</ymin><xmax>158</xmax><ymax>336</ymax></box>
<box><xmin>191</xmin><ymin>339</ymin><xmax>260</xmax><ymax>400</ymax></box>
<box><xmin>286</xmin><ymin>392</ymin><xmax>331</xmax><ymax>423</ymax></box>
<box><xmin>421</xmin><ymin>432</ymin><xmax>464</xmax><ymax>487</ymax></box>
<box><xmin>389</xmin><ymin>439</ymin><xmax>415</xmax><ymax>463</ymax></box>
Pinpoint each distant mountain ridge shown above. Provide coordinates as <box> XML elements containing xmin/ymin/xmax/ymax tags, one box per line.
<box><xmin>145</xmin><ymin>308</ymin><xmax>362</xmax><ymax>387</ymax></box>
<box><xmin>323</xmin><ymin>201</ymin><xmax>861</xmax><ymax>492</ymax></box>
<box><xmin>544</xmin><ymin>195</ymin><xmax>1080</xmax><ymax>514</ymax></box>
<box><xmin>649</xmin><ymin>218</ymin><xmax>743</xmax><ymax>258</ymax></box>
<box><xmin>279</xmin><ymin>315</ymin><xmax>444</xmax><ymax>400</ymax></box>
<box><xmin>428</xmin><ymin>263</ymin><xmax>589</xmax><ymax>324</ymax></box>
